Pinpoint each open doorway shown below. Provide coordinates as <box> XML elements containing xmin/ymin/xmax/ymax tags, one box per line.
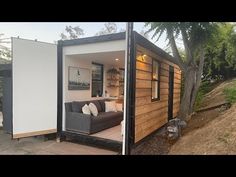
<box><xmin>60</xmin><ymin>35</ymin><xmax>126</xmax><ymax>151</ymax></box>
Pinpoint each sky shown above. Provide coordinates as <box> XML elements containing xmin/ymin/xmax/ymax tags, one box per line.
<box><xmin>0</xmin><ymin>22</ymin><xmax>169</xmax><ymax>50</ymax></box>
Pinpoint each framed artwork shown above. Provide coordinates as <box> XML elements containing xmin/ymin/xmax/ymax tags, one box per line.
<box><xmin>68</xmin><ymin>66</ymin><xmax>90</xmax><ymax>90</ymax></box>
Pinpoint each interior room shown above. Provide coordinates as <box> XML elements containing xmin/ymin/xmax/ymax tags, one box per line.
<box><xmin>63</xmin><ymin>50</ymin><xmax>125</xmax><ymax>143</ymax></box>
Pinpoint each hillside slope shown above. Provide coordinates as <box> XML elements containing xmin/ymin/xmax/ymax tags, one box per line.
<box><xmin>169</xmin><ymin>79</ymin><xmax>236</xmax><ymax>154</ymax></box>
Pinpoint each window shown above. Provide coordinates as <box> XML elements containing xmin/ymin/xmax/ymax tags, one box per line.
<box><xmin>92</xmin><ymin>63</ymin><xmax>103</xmax><ymax>97</ymax></box>
<box><xmin>151</xmin><ymin>59</ymin><xmax>160</xmax><ymax>101</ymax></box>
<box><xmin>119</xmin><ymin>68</ymin><xmax>125</xmax><ymax>96</ymax></box>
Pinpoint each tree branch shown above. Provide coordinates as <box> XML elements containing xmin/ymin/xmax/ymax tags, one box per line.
<box><xmin>180</xmin><ymin>27</ymin><xmax>194</xmax><ymax>66</ymax></box>
<box><xmin>166</xmin><ymin>28</ymin><xmax>186</xmax><ymax>72</ymax></box>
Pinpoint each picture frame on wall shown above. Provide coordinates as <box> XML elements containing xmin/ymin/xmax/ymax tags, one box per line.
<box><xmin>68</xmin><ymin>66</ymin><xmax>90</xmax><ymax>90</ymax></box>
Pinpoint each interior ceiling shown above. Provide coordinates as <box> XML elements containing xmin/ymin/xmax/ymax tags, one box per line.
<box><xmin>68</xmin><ymin>51</ymin><xmax>125</xmax><ymax>68</ymax></box>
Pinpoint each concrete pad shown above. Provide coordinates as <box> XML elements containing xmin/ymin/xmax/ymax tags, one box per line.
<box><xmin>0</xmin><ymin>130</ymin><xmax>118</xmax><ymax>155</ymax></box>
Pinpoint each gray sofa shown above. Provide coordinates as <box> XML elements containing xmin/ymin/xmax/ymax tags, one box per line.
<box><xmin>65</xmin><ymin>99</ymin><xmax>123</xmax><ymax>134</ymax></box>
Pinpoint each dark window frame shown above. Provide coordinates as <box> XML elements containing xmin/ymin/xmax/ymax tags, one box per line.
<box><xmin>91</xmin><ymin>62</ymin><xmax>104</xmax><ymax>97</ymax></box>
<box><xmin>151</xmin><ymin>58</ymin><xmax>160</xmax><ymax>102</ymax></box>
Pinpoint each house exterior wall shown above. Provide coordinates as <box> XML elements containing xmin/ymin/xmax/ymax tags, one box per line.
<box><xmin>134</xmin><ymin>45</ymin><xmax>181</xmax><ymax>143</ymax></box>
<box><xmin>12</xmin><ymin>38</ymin><xmax>57</xmax><ymax>138</ymax></box>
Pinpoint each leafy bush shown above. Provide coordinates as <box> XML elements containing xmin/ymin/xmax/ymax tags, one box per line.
<box><xmin>223</xmin><ymin>81</ymin><xmax>236</xmax><ymax>104</ymax></box>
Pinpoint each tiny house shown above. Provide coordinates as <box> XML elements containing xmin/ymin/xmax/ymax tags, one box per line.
<box><xmin>0</xmin><ymin>31</ymin><xmax>181</xmax><ymax>154</ymax></box>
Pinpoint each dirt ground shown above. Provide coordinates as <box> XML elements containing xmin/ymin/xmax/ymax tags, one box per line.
<box><xmin>132</xmin><ymin>78</ymin><xmax>236</xmax><ymax>155</ymax></box>
<box><xmin>169</xmin><ymin>104</ymin><xmax>236</xmax><ymax>154</ymax></box>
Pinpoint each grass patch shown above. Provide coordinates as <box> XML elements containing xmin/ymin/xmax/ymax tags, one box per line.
<box><xmin>223</xmin><ymin>80</ymin><xmax>236</xmax><ymax>104</ymax></box>
<box><xmin>194</xmin><ymin>80</ymin><xmax>218</xmax><ymax>110</ymax></box>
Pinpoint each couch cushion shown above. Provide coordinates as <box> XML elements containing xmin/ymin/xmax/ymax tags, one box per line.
<box><xmin>90</xmin><ymin>111</ymin><xmax>123</xmax><ymax>134</ymax></box>
<box><xmin>72</xmin><ymin>101</ymin><xmax>88</xmax><ymax>113</ymax></box>
<box><xmin>65</xmin><ymin>102</ymin><xmax>72</xmax><ymax>112</ymax></box>
<box><xmin>88</xmin><ymin>100</ymin><xmax>102</xmax><ymax>112</ymax></box>
<box><xmin>98</xmin><ymin>99</ymin><xmax>109</xmax><ymax>112</ymax></box>
<box><xmin>96</xmin><ymin>111</ymin><xmax>123</xmax><ymax>120</ymax></box>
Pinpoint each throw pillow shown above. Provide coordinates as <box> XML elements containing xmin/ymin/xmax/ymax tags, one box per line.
<box><xmin>89</xmin><ymin>103</ymin><xmax>98</xmax><ymax>116</ymax></box>
<box><xmin>82</xmin><ymin>104</ymin><xmax>91</xmax><ymax>115</ymax></box>
<box><xmin>116</xmin><ymin>103</ymin><xmax>123</xmax><ymax>112</ymax></box>
<box><xmin>105</xmin><ymin>101</ymin><xmax>117</xmax><ymax>112</ymax></box>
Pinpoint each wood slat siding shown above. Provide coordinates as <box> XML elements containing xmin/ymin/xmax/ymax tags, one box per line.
<box><xmin>136</xmin><ymin>61</ymin><xmax>152</xmax><ymax>72</ymax></box>
<box><xmin>134</xmin><ymin>45</ymin><xmax>182</xmax><ymax>143</ymax></box>
<box><xmin>135</xmin><ymin>46</ymin><xmax>181</xmax><ymax>142</ymax></box>
<box><xmin>172</xmin><ymin>68</ymin><xmax>182</xmax><ymax>119</ymax></box>
<box><xmin>136</xmin><ymin>70</ymin><xmax>152</xmax><ymax>80</ymax></box>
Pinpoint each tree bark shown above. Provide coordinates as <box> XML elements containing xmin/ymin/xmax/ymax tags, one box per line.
<box><xmin>189</xmin><ymin>48</ymin><xmax>205</xmax><ymax>113</ymax></box>
<box><xmin>178</xmin><ymin>67</ymin><xmax>196</xmax><ymax>120</ymax></box>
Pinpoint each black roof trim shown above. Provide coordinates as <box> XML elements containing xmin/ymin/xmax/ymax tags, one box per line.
<box><xmin>59</xmin><ymin>31</ymin><xmax>178</xmax><ymax>66</ymax></box>
<box><xmin>133</xmin><ymin>31</ymin><xmax>178</xmax><ymax>65</ymax></box>
<box><xmin>59</xmin><ymin>32</ymin><xmax>126</xmax><ymax>46</ymax></box>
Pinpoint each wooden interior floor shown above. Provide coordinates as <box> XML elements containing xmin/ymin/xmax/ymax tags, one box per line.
<box><xmin>91</xmin><ymin>125</ymin><xmax>122</xmax><ymax>142</ymax></box>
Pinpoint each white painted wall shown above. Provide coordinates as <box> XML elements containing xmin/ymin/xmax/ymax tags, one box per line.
<box><xmin>63</xmin><ymin>40</ymin><xmax>126</xmax><ymax>56</ymax></box>
<box><xmin>65</xmin><ymin>56</ymin><xmax>92</xmax><ymax>102</ymax></box>
<box><xmin>12</xmin><ymin>38</ymin><xmax>57</xmax><ymax>136</ymax></box>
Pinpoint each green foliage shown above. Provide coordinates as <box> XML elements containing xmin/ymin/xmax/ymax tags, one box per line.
<box><xmin>60</xmin><ymin>26</ymin><xmax>84</xmax><ymax>40</ymax></box>
<box><xmin>0</xmin><ymin>33</ymin><xmax>11</xmax><ymax>60</ymax></box>
<box><xmin>223</xmin><ymin>80</ymin><xmax>236</xmax><ymax>104</ymax></box>
<box><xmin>145</xmin><ymin>22</ymin><xmax>218</xmax><ymax>50</ymax></box>
<box><xmin>203</xmin><ymin>23</ymin><xmax>236</xmax><ymax>80</ymax></box>
<box><xmin>96</xmin><ymin>23</ymin><xmax>119</xmax><ymax>36</ymax></box>
<box><xmin>194</xmin><ymin>80</ymin><xmax>214</xmax><ymax>110</ymax></box>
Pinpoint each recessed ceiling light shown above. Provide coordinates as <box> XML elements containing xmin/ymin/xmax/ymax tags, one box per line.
<box><xmin>115</xmin><ymin>58</ymin><xmax>119</xmax><ymax>61</ymax></box>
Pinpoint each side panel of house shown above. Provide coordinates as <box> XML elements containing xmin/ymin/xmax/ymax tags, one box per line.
<box><xmin>134</xmin><ymin>45</ymin><xmax>181</xmax><ymax>143</ymax></box>
<box><xmin>12</xmin><ymin>38</ymin><xmax>57</xmax><ymax>138</ymax></box>
<box><xmin>173</xmin><ymin>67</ymin><xmax>181</xmax><ymax>118</ymax></box>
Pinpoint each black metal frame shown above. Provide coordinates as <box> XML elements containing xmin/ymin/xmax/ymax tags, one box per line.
<box><xmin>56</xmin><ymin>34</ymin><xmax>127</xmax><ymax>152</ymax></box>
<box><xmin>91</xmin><ymin>62</ymin><xmax>104</xmax><ymax>97</ymax></box>
<box><xmin>124</xmin><ymin>25</ymin><xmax>136</xmax><ymax>155</ymax></box>
<box><xmin>57</xmin><ymin>41</ymin><xmax>63</xmax><ymax>137</ymax></box>
<box><xmin>61</xmin><ymin>131</ymin><xmax>122</xmax><ymax>152</ymax></box>
<box><xmin>151</xmin><ymin>58</ymin><xmax>161</xmax><ymax>102</ymax></box>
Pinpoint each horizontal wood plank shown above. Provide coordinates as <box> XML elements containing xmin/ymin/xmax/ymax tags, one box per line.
<box><xmin>136</xmin><ymin>54</ymin><xmax>152</xmax><ymax>64</ymax></box>
<box><xmin>160</xmin><ymin>88</ymin><xmax>169</xmax><ymax>95</ymax></box>
<box><xmin>135</xmin><ymin>96</ymin><xmax>152</xmax><ymax>106</ymax></box>
<box><xmin>160</xmin><ymin>69</ymin><xmax>169</xmax><ymax>77</ymax></box>
<box><xmin>160</xmin><ymin>76</ymin><xmax>169</xmax><ymax>83</ymax></box>
<box><xmin>136</xmin><ymin>70</ymin><xmax>152</xmax><ymax>80</ymax></box>
<box><xmin>136</xmin><ymin>79</ymin><xmax>151</xmax><ymax>88</ymax></box>
<box><xmin>136</xmin><ymin>61</ymin><xmax>152</xmax><ymax>72</ymax></box>
<box><xmin>135</xmin><ymin>100</ymin><xmax>168</xmax><ymax>116</ymax></box>
<box><xmin>136</xmin><ymin>88</ymin><xmax>151</xmax><ymax>97</ymax></box>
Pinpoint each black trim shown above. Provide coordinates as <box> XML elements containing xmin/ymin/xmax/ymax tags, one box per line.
<box><xmin>134</xmin><ymin>31</ymin><xmax>178</xmax><ymax>66</ymax></box>
<box><xmin>91</xmin><ymin>62</ymin><xmax>104</xmax><ymax>97</ymax></box>
<box><xmin>61</xmin><ymin>32</ymin><xmax>126</xmax><ymax>46</ymax></box>
<box><xmin>124</xmin><ymin>24</ymin><xmax>136</xmax><ymax>155</ymax></box>
<box><xmin>57</xmin><ymin>41</ymin><xmax>63</xmax><ymax>136</ymax></box>
<box><xmin>151</xmin><ymin>58</ymin><xmax>161</xmax><ymax>102</ymax></box>
<box><xmin>61</xmin><ymin>131</ymin><xmax>122</xmax><ymax>152</ymax></box>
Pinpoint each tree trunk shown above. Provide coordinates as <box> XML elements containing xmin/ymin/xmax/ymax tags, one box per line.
<box><xmin>178</xmin><ymin>67</ymin><xmax>196</xmax><ymax>120</ymax></box>
<box><xmin>189</xmin><ymin>47</ymin><xmax>205</xmax><ymax>113</ymax></box>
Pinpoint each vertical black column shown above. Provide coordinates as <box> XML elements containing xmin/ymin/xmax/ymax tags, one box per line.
<box><xmin>57</xmin><ymin>41</ymin><xmax>63</xmax><ymax>136</ymax></box>
<box><xmin>124</xmin><ymin>22</ymin><xmax>135</xmax><ymax>155</ymax></box>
